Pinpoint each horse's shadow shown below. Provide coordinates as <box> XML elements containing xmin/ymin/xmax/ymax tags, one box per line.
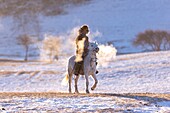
<box><xmin>97</xmin><ymin>93</ymin><xmax>170</xmax><ymax>107</ymax></box>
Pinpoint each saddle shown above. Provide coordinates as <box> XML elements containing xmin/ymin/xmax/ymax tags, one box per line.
<box><xmin>74</xmin><ymin>51</ymin><xmax>98</xmax><ymax>75</ymax></box>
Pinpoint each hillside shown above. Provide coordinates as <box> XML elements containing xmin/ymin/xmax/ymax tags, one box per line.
<box><xmin>0</xmin><ymin>0</ymin><xmax>170</xmax><ymax>56</ymax></box>
<box><xmin>0</xmin><ymin>50</ymin><xmax>169</xmax><ymax>93</ymax></box>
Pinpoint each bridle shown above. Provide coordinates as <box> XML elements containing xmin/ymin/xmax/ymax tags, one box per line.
<box><xmin>89</xmin><ymin>44</ymin><xmax>99</xmax><ymax>67</ymax></box>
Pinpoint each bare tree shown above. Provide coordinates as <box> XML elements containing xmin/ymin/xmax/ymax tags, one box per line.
<box><xmin>162</xmin><ymin>32</ymin><xmax>170</xmax><ymax>50</ymax></box>
<box><xmin>43</xmin><ymin>37</ymin><xmax>61</xmax><ymax>62</ymax></box>
<box><xmin>17</xmin><ymin>34</ymin><xmax>34</xmax><ymax>61</ymax></box>
<box><xmin>133</xmin><ymin>30</ymin><xmax>170</xmax><ymax>51</ymax></box>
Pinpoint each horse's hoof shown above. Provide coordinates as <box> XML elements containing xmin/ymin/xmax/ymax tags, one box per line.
<box><xmin>91</xmin><ymin>87</ymin><xmax>94</xmax><ymax>90</ymax></box>
<box><xmin>74</xmin><ymin>91</ymin><xmax>79</xmax><ymax>94</ymax></box>
<box><xmin>86</xmin><ymin>90</ymin><xmax>90</xmax><ymax>94</ymax></box>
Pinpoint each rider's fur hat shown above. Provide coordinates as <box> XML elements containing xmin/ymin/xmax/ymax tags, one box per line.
<box><xmin>79</xmin><ymin>25</ymin><xmax>89</xmax><ymax>33</ymax></box>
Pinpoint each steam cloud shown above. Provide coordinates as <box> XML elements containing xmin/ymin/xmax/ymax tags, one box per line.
<box><xmin>40</xmin><ymin>26</ymin><xmax>117</xmax><ymax>66</ymax></box>
<box><xmin>97</xmin><ymin>44</ymin><xmax>117</xmax><ymax>67</ymax></box>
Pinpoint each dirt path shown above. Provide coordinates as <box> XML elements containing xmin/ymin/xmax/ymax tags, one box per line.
<box><xmin>0</xmin><ymin>92</ymin><xmax>169</xmax><ymax>101</ymax></box>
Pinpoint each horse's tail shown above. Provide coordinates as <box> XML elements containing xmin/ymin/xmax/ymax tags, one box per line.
<box><xmin>61</xmin><ymin>72</ymin><xmax>69</xmax><ymax>86</ymax></box>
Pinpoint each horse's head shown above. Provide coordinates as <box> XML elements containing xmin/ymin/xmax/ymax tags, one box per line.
<box><xmin>89</xmin><ymin>42</ymin><xmax>99</xmax><ymax>53</ymax></box>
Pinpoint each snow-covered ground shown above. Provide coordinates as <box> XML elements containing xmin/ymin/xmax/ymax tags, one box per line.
<box><xmin>0</xmin><ymin>51</ymin><xmax>170</xmax><ymax>93</ymax></box>
<box><xmin>0</xmin><ymin>93</ymin><xmax>169</xmax><ymax>112</ymax></box>
<box><xmin>0</xmin><ymin>50</ymin><xmax>170</xmax><ymax>112</ymax></box>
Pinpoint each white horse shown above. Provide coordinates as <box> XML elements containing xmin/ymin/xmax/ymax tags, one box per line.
<box><xmin>62</xmin><ymin>42</ymin><xmax>99</xmax><ymax>93</ymax></box>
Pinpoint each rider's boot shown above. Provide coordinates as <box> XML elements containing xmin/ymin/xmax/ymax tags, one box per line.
<box><xmin>74</xmin><ymin>62</ymin><xmax>82</xmax><ymax>76</ymax></box>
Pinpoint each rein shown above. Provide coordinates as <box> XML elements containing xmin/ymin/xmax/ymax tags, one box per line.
<box><xmin>90</xmin><ymin>51</ymin><xmax>97</xmax><ymax>67</ymax></box>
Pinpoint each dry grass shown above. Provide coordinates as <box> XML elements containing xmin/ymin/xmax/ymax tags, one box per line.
<box><xmin>0</xmin><ymin>59</ymin><xmax>61</xmax><ymax>76</ymax></box>
<box><xmin>0</xmin><ymin>61</ymin><xmax>21</xmax><ymax>66</ymax></box>
<box><xmin>0</xmin><ymin>71</ymin><xmax>16</xmax><ymax>75</ymax></box>
<box><xmin>0</xmin><ymin>92</ymin><xmax>169</xmax><ymax>101</ymax></box>
<box><xmin>0</xmin><ymin>59</ymin><xmax>40</xmax><ymax>66</ymax></box>
<box><xmin>0</xmin><ymin>70</ymin><xmax>61</xmax><ymax>76</ymax></box>
<box><xmin>43</xmin><ymin>71</ymin><xmax>61</xmax><ymax>75</ymax></box>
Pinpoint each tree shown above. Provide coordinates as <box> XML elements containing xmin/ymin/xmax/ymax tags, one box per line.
<box><xmin>43</xmin><ymin>37</ymin><xmax>61</xmax><ymax>62</ymax></box>
<box><xmin>133</xmin><ymin>30</ymin><xmax>170</xmax><ymax>51</ymax></box>
<box><xmin>17</xmin><ymin>34</ymin><xmax>35</xmax><ymax>61</ymax></box>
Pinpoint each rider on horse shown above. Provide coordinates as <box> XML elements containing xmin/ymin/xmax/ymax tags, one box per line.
<box><xmin>74</xmin><ymin>25</ymin><xmax>98</xmax><ymax>75</ymax></box>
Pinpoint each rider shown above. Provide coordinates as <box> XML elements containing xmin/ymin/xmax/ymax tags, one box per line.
<box><xmin>74</xmin><ymin>25</ymin><xmax>98</xmax><ymax>75</ymax></box>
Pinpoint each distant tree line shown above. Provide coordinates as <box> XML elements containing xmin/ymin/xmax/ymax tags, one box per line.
<box><xmin>133</xmin><ymin>30</ymin><xmax>170</xmax><ymax>51</ymax></box>
<box><xmin>0</xmin><ymin>0</ymin><xmax>91</xmax><ymax>16</ymax></box>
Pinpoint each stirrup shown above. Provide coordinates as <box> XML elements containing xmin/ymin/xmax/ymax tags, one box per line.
<box><xmin>74</xmin><ymin>73</ymin><xmax>79</xmax><ymax>76</ymax></box>
<box><xmin>96</xmin><ymin>70</ymin><xmax>99</xmax><ymax>74</ymax></box>
<box><xmin>74</xmin><ymin>70</ymin><xmax>79</xmax><ymax>76</ymax></box>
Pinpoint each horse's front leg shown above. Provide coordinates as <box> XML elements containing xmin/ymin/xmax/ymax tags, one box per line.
<box><xmin>74</xmin><ymin>75</ymin><xmax>79</xmax><ymax>93</ymax></box>
<box><xmin>85</xmin><ymin>74</ymin><xmax>90</xmax><ymax>93</ymax></box>
<box><xmin>91</xmin><ymin>74</ymin><xmax>98</xmax><ymax>91</ymax></box>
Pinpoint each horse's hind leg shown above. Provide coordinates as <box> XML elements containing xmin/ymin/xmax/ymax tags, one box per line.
<box><xmin>69</xmin><ymin>75</ymin><xmax>72</xmax><ymax>93</ymax></box>
<box><xmin>91</xmin><ymin>74</ymin><xmax>98</xmax><ymax>90</ymax></box>
<box><xmin>68</xmin><ymin>68</ymin><xmax>72</xmax><ymax>93</ymax></box>
<box><xmin>74</xmin><ymin>75</ymin><xmax>80</xmax><ymax>93</ymax></box>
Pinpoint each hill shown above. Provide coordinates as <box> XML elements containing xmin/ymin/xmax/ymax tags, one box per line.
<box><xmin>0</xmin><ymin>0</ymin><xmax>170</xmax><ymax>56</ymax></box>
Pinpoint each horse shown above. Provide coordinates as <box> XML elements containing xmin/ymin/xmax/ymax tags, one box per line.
<box><xmin>62</xmin><ymin>42</ymin><xmax>99</xmax><ymax>93</ymax></box>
